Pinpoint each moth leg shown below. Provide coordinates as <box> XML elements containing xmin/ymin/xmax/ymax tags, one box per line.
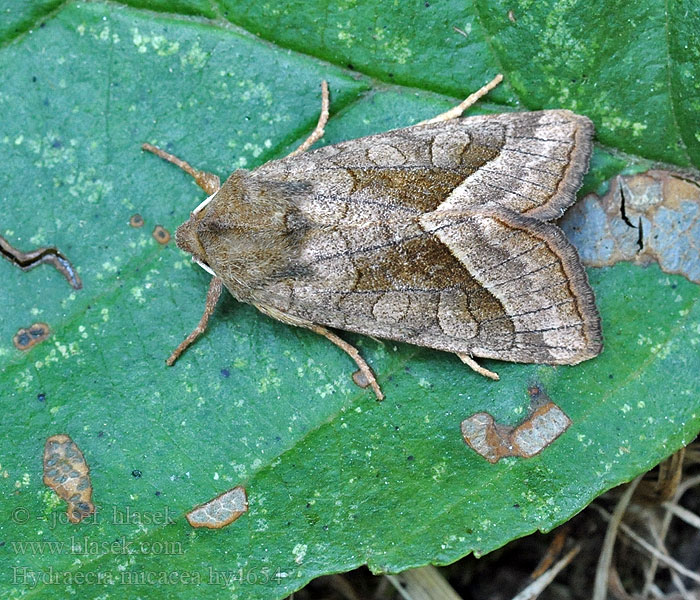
<box><xmin>141</xmin><ymin>143</ymin><xmax>221</xmax><ymax>195</ymax></box>
<box><xmin>418</xmin><ymin>73</ymin><xmax>503</xmax><ymax>126</ymax></box>
<box><xmin>166</xmin><ymin>277</ymin><xmax>224</xmax><ymax>366</ymax></box>
<box><xmin>251</xmin><ymin>302</ymin><xmax>382</xmax><ymax>399</ymax></box>
<box><xmin>457</xmin><ymin>352</ymin><xmax>500</xmax><ymax>381</ymax></box>
<box><xmin>309</xmin><ymin>324</ymin><xmax>385</xmax><ymax>401</ymax></box>
<box><xmin>287</xmin><ymin>80</ymin><xmax>330</xmax><ymax>158</ymax></box>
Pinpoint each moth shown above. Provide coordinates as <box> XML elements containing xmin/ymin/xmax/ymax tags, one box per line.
<box><xmin>143</xmin><ymin>74</ymin><xmax>602</xmax><ymax>400</ymax></box>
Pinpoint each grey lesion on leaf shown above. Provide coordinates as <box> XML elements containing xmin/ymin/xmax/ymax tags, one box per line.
<box><xmin>560</xmin><ymin>170</ymin><xmax>700</xmax><ymax>284</ymax></box>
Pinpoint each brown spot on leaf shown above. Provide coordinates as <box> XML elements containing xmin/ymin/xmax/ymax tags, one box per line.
<box><xmin>461</xmin><ymin>385</ymin><xmax>571</xmax><ymax>463</ymax></box>
<box><xmin>152</xmin><ymin>225</ymin><xmax>170</xmax><ymax>245</ymax></box>
<box><xmin>560</xmin><ymin>170</ymin><xmax>700</xmax><ymax>284</ymax></box>
<box><xmin>43</xmin><ymin>434</ymin><xmax>95</xmax><ymax>523</ymax></box>
<box><xmin>13</xmin><ymin>323</ymin><xmax>50</xmax><ymax>350</ymax></box>
<box><xmin>352</xmin><ymin>369</ymin><xmax>370</xmax><ymax>389</ymax></box>
<box><xmin>186</xmin><ymin>485</ymin><xmax>248</xmax><ymax>529</ymax></box>
<box><xmin>129</xmin><ymin>213</ymin><xmax>144</xmax><ymax>228</ymax></box>
<box><xmin>527</xmin><ymin>383</ymin><xmax>550</xmax><ymax>406</ymax></box>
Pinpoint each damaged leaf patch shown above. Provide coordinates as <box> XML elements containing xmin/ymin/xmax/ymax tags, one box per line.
<box><xmin>561</xmin><ymin>170</ymin><xmax>700</xmax><ymax>284</ymax></box>
<box><xmin>13</xmin><ymin>322</ymin><xmax>50</xmax><ymax>351</ymax></box>
<box><xmin>186</xmin><ymin>486</ymin><xmax>248</xmax><ymax>529</ymax></box>
<box><xmin>43</xmin><ymin>434</ymin><xmax>95</xmax><ymax>524</ymax></box>
<box><xmin>0</xmin><ymin>234</ymin><xmax>82</xmax><ymax>290</ymax></box>
<box><xmin>461</xmin><ymin>385</ymin><xmax>572</xmax><ymax>463</ymax></box>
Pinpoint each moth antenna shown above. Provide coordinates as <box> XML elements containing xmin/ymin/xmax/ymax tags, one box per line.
<box><xmin>166</xmin><ymin>277</ymin><xmax>224</xmax><ymax>366</ymax></box>
<box><xmin>287</xmin><ymin>80</ymin><xmax>330</xmax><ymax>157</ymax></box>
<box><xmin>142</xmin><ymin>143</ymin><xmax>221</xmax><ymax>195</ymax></box>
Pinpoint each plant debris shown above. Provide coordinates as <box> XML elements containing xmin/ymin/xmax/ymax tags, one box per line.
<box><xmin>152</xmin><ymin>225</ymin><xmax>170</xmax><ymax>244</ymax></box>
<box><xmin>0</xmin><ymin>234</ymin><xmax>82</xmax><ymax>289</ymax></box>
<box><xmin>129</xmin><ymin>213</ymin><xmax>145</xmax><ymax>228</ymax></box>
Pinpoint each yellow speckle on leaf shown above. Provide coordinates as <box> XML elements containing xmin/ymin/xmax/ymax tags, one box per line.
<box><xmin>181</xmin><ymin>41</ymin><xmax>207</xmax><ymax>69</ymax></box>
<box><xmin>631</xmin><ymin>122</ymin><xmax>647</xmax><ymax>136</ymax></box>
<box><xmin>130</xmin><ymin>287</ymin><xmax>145</xmax><ymax>304</ymax></box>
<box><xmin>292</xmin><ymin>543</ymin><xmax>307</xmax><ymax>564</ymax></box>
<box><xmin>15</xmin><ymin>370</ymin><xmax>34</xmax><ymax>391</ymax></box>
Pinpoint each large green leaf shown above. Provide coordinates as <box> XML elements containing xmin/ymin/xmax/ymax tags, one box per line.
<box><xmin>1</xmin><ymin>2</ymin><xmax>698</xmax><ymax>598</ymax></box>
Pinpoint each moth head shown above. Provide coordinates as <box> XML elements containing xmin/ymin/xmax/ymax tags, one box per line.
<box><xmin>175</xmin><ymin>170</ymin><xmax>311</xmax><ymax>296</ymax></box>
<box><xmin>175</xmin><ymin>208</ymin><xmax>213</xmax><ymax>274</ymax></box>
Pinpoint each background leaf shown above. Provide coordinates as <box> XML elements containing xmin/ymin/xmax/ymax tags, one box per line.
<box><xmin>1</xmin><ymin>1</ymin><xmax>699</xmax><ymax>598</ymax></box>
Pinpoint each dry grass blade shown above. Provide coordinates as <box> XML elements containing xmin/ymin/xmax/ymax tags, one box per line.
<box><xmin>511</xmin><ymin>545</ymin><xmax>581</xmax><ymax>600</ymax></box>
<box><xmin>531</xmin><ymin>526</ymin><xmax>569</xmax><ymax>578</ymax></box>
<box><xmin>662</xmin><ymin>503</ymin><xmax>700</xmax><ymax>530</ymax></box>
<box><xmin>387</xmin><ymin>565</ymin><xmax>463</xmax><ymax>600</ymax></box>
<box><xmin>644</xmin><ymin>470</ymin><xmax>700</xmax><ymax>595</ymax></box>
<box><xmin>593</xmin><ymin>505</ymin><xmax>700</xmax><ymax>584</ymax></box>
<box><xmin>324</xmin><ymin>574</ymin><xmax>363</xmax><ymax>600</ymax></box>
<box><xmin>674</xmin><ymin>473</ymin><xmax>700</xmax><ymax>498</ymax></box>
<box><xmin>593</xmin><ymin>475</ymin><xmax>643</xmax><ymax>600</ymax></box>
<box><xmin>634</xmin><ymin>448</ymin><xmax>685</xmax><ymax>504</ymax></box>
<box><xmin>645</xmin><ymin>520</ymin><xmax>695</xmax><ymax>600</ymax></box>
<box><xmin>608</xmin><ymin>566</ymin><xmax>635</xmax><ymax>600</ymax></box>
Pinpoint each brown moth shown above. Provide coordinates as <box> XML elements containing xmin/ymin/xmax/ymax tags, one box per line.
<box><xmin>143</xmin><ymin>75</ymin><xmax>602</xmax><ymax>400</ymax></box>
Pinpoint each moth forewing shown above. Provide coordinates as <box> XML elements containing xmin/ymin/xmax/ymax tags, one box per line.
<box><xmin>145</xmin><ymin>76</ymin><xmax>601</xmax><ymax>399</ymax></box>
<box><xmin>230</xmin><ymin>110</ymin><xmax>602</xmax><ymax>364</ymax></box>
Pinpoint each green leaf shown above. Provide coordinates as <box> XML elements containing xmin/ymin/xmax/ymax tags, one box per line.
<box><xmin>0</xmin><ymin>0</ymin><xmax>64</xmax><ymax>44</ymax></box>
<box><xmin>1</xmin><ymin>2</ymin><xmax>698</xmax><ymax>599</ymax></box>
<box><xmin>474</xmin><ymin>0</ymin><xmax>700</xmax><ymax>166</ymax></box>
